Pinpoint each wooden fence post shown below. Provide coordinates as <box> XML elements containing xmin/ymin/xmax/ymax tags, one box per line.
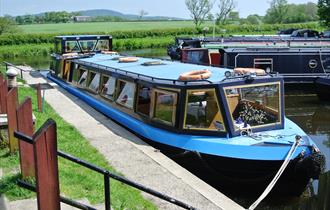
<box><xmin>37</xmin><ymin>83</ymin><xmax>42</xmax><ymax>112</ymax></box>
<box><xmin>6</xmin><ymin>87</ymin><xmax>18</xmax><ymax>153</ymax></box>
<box><xmin>17</xmin><ymin>97</ymin><xmax>35</xmax><ymax>178</ymax></box>
<box><xmin>33</xmin><ymin>119</ymin><xmax>60</xmax><ymax>210</ymax></box>
<box><xmin>0</xmin><ymin>80</ymin><xmax>8</xmax><ymax>114</ymax></box>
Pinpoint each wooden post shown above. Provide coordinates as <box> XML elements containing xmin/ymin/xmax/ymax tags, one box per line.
<box><xmin>37</xmin><ymin>83</ymin><xmax>42</xmax><ymax>112</ymax></box>
<box><xmin>17</xmin><ymin>97</ymin><xmax>35</xmax><ymax>178</ymax></box>
<box><xmin>6</xmin><ymin>87</ymin><xmax>18</xmax><ymax>153</ymax></box>
<box><xmin>0</xmin><ymin>80</ymin><xmax>8</xmax><ymax>114</ymax></box>
<box><xmin>33</xmin><ymin>119</ymin><xmax>60</xmax><ymax>210</ymax></box>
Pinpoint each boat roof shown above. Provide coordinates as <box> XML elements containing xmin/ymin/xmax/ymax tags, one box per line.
<box><xmin>55</xmin><ymin>35</ymin><xmax>112</xmax><ymax>40</ymax></box>
<box><xmin>222</xmin><ymin>47</ymin><xmax>330</xmax><ymax>53</ymax></box>
<box><xmin>74</xmin><ymin>53</ymin><xmax>233</xmax><ymax>83</ymax></box>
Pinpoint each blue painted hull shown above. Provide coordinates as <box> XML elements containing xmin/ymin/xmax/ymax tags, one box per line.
<box><xmin>46</xmin><ymin>73</ymin><xmax>316</xmax><ymax>161</ymax></box>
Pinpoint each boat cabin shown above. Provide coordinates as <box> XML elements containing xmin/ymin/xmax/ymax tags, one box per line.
<box><xmin>50</xmin><ymin>35</ymin><xmax>113</xmax><ymax>81</ymax></box>
<box><xmin>51</xmin><ymin>52</ymin><xmax>284</xmax><ymax>138</ymax></box>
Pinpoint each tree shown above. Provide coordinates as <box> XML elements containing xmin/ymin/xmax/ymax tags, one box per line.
<box><xmin>264</xmin><ymin>0</ymin><xmax>288</xmax><ymax>24</ymax></box>
<box><xmin>185</xmin><ymin>0</ymin><xmax>214</xmax><ymax>29</ymax></box>
<box><xmin>0</xmin><ymin>17</ymin><xmax>20</xmax><ymax>35</ymax></box>
<box><xmin>228</xmin><ymin>11</ymin><xmax>239</xmax><ymax>21</ymax></box>
<box><xmin>139</xmin><ymin>10</ymin><xmax>148</xmax><ymax>20</ymax></box>
<box><xmin>246</xmin><ymin>14</ymin><xmax>262</xmax><ymax>25</ymax></box>
<box><xmin>216</xmin><ymin>0</ymin><xmax>236</xmax><ymax>25</ymax></box>
<box><xmin>318</xmin><ymin>0</ymin><xmax>330</xmax><ymax>27</ymax></box>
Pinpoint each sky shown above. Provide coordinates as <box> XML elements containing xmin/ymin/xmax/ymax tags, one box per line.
<box><xmin>0</xmin><ymin>0</ymin><xmax>319</xmax><ymax>18</ymax></box>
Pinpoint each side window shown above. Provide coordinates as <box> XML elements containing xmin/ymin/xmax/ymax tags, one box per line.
<box><xmin>74</xmin><ymin>68</ymin><xmax>87</xmax><ymax>87</ymax></box>
<box><xmin>136</xmin><ymin>85</ymin><xmax>151</xmax><ymax>116</ymax></box>
<box><xmin>79</xmin><ymin>40</ymin><xmax>97</xmax><ymax>52</ymax></box>
<box><xmin>100</xmin><ymin>75</ymin><xmax>116</xmax><ymax>100</ymax></box>
<box><xmin>153</xmin><ymin>90</ymin><xmax>177</xmax><ymax>126</ymax></box>
<box><xmin>65</xmin><ymin>41</ymin><xmax>80</xmax><ymax>53</ymax></box>
<box><xmin>87</xmin><ymin>71</ymin><xmax>101</xmax><ymax>92</ymax></box>
<box><xmin>95</xmin><ymin>40</ymin><xmax>110</xmax><ymax>51</ymax></box>
<box><xmin>184</xmin><ymin>89</ymin><xmax>225</xmax><ymax>131</ymax></box>
<box><xmin>116</xmin><ymin>80</ymin><xmax>136</xmax><ymax>109</ymax></box>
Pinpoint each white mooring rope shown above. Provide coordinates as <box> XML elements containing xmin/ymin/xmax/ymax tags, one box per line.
<box><xmin>248</xmin><ymin>136</ymin><xmax>301</xmax><ymax>210</ymax></box>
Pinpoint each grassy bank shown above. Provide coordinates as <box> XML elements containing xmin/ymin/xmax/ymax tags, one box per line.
<box><xmin>0</xmin><ymin>37</ymin><xmax>174</xmax><ymax>59</ymax></box>
<box><xmin>0</xmin><ymin>75</ymin><xmax>157</xmax><ymax>209</ymax></box>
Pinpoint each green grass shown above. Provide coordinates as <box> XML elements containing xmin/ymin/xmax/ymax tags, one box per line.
<box><xmin>0</xmin><ymin>83</ymin><xmax>157</xmax><ymax>209</ymax></box>
<box><xmin>0</xmin><ymin>43</ymin><xmax>52</xmax><ymax>59</ymax></box>
<box><xmin>19</xmin><ymin>21</ymin><xmax>200</xmax><ymax>34</ymax></box>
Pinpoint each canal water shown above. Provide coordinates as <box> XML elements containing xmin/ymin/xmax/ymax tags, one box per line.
<box><xmin>2</xmin><ymin>50</ymin><xmax>329</xmax><ymax>209</ymax></box>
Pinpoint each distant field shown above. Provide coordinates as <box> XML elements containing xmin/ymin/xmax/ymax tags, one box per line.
<box><xmin>19</xmin><ymin>21</ymin><xmax>204</xmax><ymax>33</ymax></box>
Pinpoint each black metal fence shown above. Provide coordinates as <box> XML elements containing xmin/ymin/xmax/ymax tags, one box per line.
<box><xmin>15</xmin><ymin>130</ymin><xmax>197</xmax><ymax>210</ymax></box>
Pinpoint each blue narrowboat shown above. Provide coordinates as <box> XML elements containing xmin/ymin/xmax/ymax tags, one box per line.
<box><xmin>48</xmin><ymin>35</ymin><xmax>325</xmax><ymax>196</ymax></box>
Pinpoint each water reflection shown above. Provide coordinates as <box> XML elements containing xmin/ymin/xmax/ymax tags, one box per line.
<box><xmin>285</xmin><ymin>93</ymin><xmax>330</xmax><ymax>171</ymax></box>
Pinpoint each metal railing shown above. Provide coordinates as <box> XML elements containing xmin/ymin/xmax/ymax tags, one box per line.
<box><xmin>14</xmin><ymin>131</ymin><xmax>196</xmax><ymax>210</ymax></box>
<box><xmin>3</xmin><ymin>61</ymin><xmax>32</xmax><ymax>79</ymax></box>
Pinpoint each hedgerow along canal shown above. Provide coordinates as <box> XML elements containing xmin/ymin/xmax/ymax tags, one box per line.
<box><xmin>3</xmin><ymin>49</ymin><xmax>329</xmax><ymax>208</ymax></box>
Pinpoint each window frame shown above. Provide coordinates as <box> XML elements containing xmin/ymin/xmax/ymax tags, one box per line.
<box><xmin>151</xmin><ymin>88</ymin><xmax>178</xmax><ymax>126</ymax></box>
<box><xmin>86</xmin><ymin>70</ymin><xmax>101</xmax><ymax>93</ymax></box>
<box><xmin>100</xmin><ymin>75</ymin><xmax>117</xmax><ymax>101</ymax></box>
<box><xmin>136</xmin><ymin>84</ymin><xmax>152</xmax><ymax>117</ymax></box>
<box><xmin>183</xmin><ymin>88</ymin><xmax>226</xmax><ymax>132</ymax></box>
<box><xmin>223</xmin><ymin>81</ymin><xmax>282</xmax><ymax>131</ymax></box>
<box><xmin>115</xmin><ymin>79</ymin><xmax>136</xmax><ymax>110</ymax></box>
<box><xmin>73</xmin><ymin>67</ymin><xmax>88</xmax><ymax>87</ymax></box>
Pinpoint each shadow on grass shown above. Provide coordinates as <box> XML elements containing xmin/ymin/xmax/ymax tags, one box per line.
<box><xmin>0</xmin><ymin>173</ymin><xmax>35</xmax><ymax>201</ymax></box>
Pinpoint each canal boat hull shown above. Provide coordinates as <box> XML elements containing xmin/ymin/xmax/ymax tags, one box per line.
<box><xmin>46</xmin><ymin>72</ymin><xmax>324</xmax><ymax>196</ymax></box>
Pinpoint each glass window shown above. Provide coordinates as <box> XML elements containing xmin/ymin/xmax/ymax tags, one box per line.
<box><xmin>76</xmin><ymin>69</ymin><xmax>87</xmax><ymax>87</ymax></box>
<box><xmin>100</xmin><ymin>76</ymin><xmax>116</xmax><ymax>100</ymax></box>
<box><xmin>153</xmin><ymin>90</ymin><xmax>177</xmax><ymax>126</ymax></box>
<box><xmin>116</xmin><ymin>80</ymin><xmax>136</xmax><ymax>109</ymax></box>
<box><xmin>79</xmin><ymin>40</ymin><xmax>97</xmax><ymax>52</ymax></box>
<box><xmin>184</xmin><ymin>89</ymin><xmax>225</xmax><ymax>131</ymax></box>
<box><xmin>136</xmin><ymin>85</ymin><xmax>151</xmax><ymax>116</ymax></box>
<box><xmin>95</xmin><ymin>40</ymin><xmax>110</xmax><ymax>51</ymax></box>
<box><xmin>65</xmin><ymin>41</ymin><xmax>80</xmax><ymax>53</ymax></box>
<box><xmin>87</xmin><ymin>71</ymin><xmax>101</xmax><ymax>92</ymax></box>
<box><xmin>224</xmin><ymin>83</ymin><xmax>281</xmax><ymax>130</ymax></box>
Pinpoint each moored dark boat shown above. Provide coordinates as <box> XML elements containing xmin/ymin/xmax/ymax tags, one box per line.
<box><xmin>315</xmin><ymin>76</ymin><xmax>330</xmax><ymax>100</ymax></box>
<box><xmin>48</xmin><ymin>35</ymin><xmax>325</xmax><ymax>196</ymax></box>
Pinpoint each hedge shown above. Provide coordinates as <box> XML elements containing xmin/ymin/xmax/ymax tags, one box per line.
<box><xmin>0</xmin><ymin>22</ymin><xmax>323</xmax><ymax>47</ymax></box>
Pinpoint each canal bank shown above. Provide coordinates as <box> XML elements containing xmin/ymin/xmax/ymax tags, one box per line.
<box><xmin>21</xmin><ymin>70</ymin><xmax>243</xmax><ymax>210</ymax></box>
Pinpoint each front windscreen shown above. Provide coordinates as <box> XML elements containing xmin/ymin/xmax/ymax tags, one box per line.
<box><xmin>224</xmin><ymin>83</ymin><xmax>281</xmax><ymax>130</ymax></box>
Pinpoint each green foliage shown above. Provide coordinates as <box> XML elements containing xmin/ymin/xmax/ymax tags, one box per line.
<box><xmin>0</xmin><ymin>44</ymin><xmax>52</xmax><ymax>59</ymax></box>
<box><xmin>15</xmin><ymin>11</ymin><xmax>79</xmax><ymax>24</ymax></box>
<box><xmin>318</xmin><ymin>0</ymin><xmax>330</xmax><ymax>28</ymax></box>
<box><xmin>0</xmin><ymin>17</ymin><xmax>21</xmax><ymax>35</ymax></box>
<box><xmin>264</xmin><ymin>0</ymin><xmax>289</xmax><ymax>24</ymax></box>
<box><xmin>265</xmin><ymin>1</ymin><xmax>319</xmax><ymax>24</ymax></box>
<box><xmin>185</xmin><ymin>0</ymin><xmax>214</xmax><ymax>28</ymax></box>
<box><xmin>0</xmin><ymin>28</ymin><xmax>197</xmax><ymax>46</ymax></box>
